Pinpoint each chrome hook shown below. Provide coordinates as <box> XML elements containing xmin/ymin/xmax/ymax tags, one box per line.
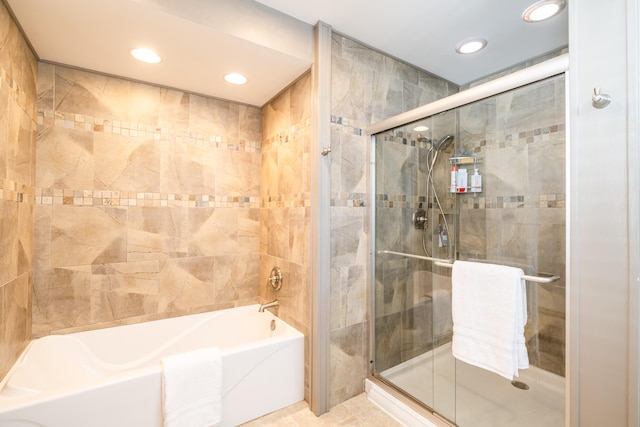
<box><xmin>592</xmin><ymin>87</ymin><xmax>611</xmax><ymax>109</ymax></box>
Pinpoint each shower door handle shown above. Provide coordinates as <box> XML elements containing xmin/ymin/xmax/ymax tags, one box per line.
<box><xmin>321</xmin><ymin>147</ymin><xmax>331</xmax><ymax>156</ymax></box>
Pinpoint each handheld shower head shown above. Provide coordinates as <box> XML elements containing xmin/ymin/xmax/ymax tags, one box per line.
<box><xmin>434</xmin><ymin>134</ymin><xmax>454</xmax><ymax>151</ymax></box>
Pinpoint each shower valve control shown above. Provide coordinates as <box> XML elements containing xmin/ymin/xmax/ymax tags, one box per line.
<box><xmin>412</xmin><ymin>209</ymin><xmax>427</xmax><ymax>229</ymax></box>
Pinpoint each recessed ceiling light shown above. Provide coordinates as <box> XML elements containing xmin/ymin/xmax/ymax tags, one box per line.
<box><xmin>130</xmin><ymin>48</ymin><xmax>161</xmax><ymax>64</ymax></box>
<box><xmin>413</xmin><ymin>126</ymin><xmax>429</xmax><ymax>132</ymax></box>
<box><xmin>224</xmin><ymin>73</ymin><xmax>248</xmax><ymax>85</ymax></box>
<box><xmin>455</xmin><ymin>38</ymin><xmax>488</xmax><ymax>54</ymax></box>
<box><xmin>523</xmin><ymin>0</ymin><xmax>566</xmax><ymax>22</ymax></box>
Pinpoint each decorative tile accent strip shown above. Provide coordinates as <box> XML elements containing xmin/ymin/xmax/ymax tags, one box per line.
<box><xmin>374</xmin><ymin>193</ymin><xmax>566</xmax><ymax>209</ymax></box>
<box><xmin>262</xmin><ymin>119</ymin><xmax>312</xmax><ymax>149</ymax></box>
<box><xmin>261</xmin><ymin>192</ymin><xmax>311</xmax><ymax>208</ymax></box>
<box><xmin>38</xmin><ymin>110</ymin><xmax>261</xmax><ymax>153</ymax></box>
<box><xmin>375</xmin><ymin>124</ymin><xmax>565</xmax><ymax>151</ymax></box>
<box><xmin>331</xmin><ymin>116</ymin><xmax>365</xmax><ymax>136</ymax></box>
<box><xmin>331</xmin><ymin>192</ymin><xmax>368</xmax><ymax>207</ymax></box>
<box><xmin>36</xmin><ymin>188</ymin><xmax>261</xmax><ymax>208</ymax></box>
<box><xmin>0</xmin><ymin>65</ymin><xmax>36</xmax><ymax>119</ymax></box>
<box><xmin>0</xmin><ymin>178</ymin><xmax>35</xmax><ymax>204</ymax></box>
<box><xmin>460</xmin><ymin>193</ymin><xmax>566</xmax><ymax>209</ymax></box>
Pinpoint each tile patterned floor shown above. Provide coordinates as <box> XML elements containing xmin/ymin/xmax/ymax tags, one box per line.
<box><xmin>240</xmin><ymin>393</ymin><xmax>402</xmax><ymax>426</ymax></box>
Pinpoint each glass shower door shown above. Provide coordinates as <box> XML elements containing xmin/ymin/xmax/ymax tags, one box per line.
<box><xmin>372</xmin><ymin>74</ymin><xmax>566</xmax><ymax>427</ymax></box>
<box><xmin>373</xmin><ymin>111</ymin><xmax>458</xmax><ymax>418</ymax></box>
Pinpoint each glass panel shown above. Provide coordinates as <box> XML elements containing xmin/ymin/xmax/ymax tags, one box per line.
<box><xmin>453</xmin><ymin>75</ymin><xmax>566</xmax><ymax>427</ymax></box>
<box><xmin>372</xmin><ymin>75</ymin><xmax>565</xmax><ymax>427</ymax></box>
<box><xmin>373</xmin><ymin>113</ymin><xmax>459</xmax><ymax>414</ymax></box>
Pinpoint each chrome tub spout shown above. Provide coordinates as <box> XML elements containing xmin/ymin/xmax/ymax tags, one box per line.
<box><xmin>258</xmin><ymin>300</ymin><xmax>279</xmax><ymax>312</ymax></box>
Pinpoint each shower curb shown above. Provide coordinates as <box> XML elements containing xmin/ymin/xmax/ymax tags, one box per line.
<box><xmin>365</xmin><ymin>379</ymin><xmax>441</xmax><ymax>427</ymax></box>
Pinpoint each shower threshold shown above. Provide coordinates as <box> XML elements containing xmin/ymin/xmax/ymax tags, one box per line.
<box><xmin>379</xmin><ymin>342</ymin><xmax>565</xmax><ymax>427</ymax></box>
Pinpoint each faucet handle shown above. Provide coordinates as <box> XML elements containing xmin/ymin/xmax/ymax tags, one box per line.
<box><xmin>268</xmin><ymin>267</ymin><xmax>283</xmax><ymax>291</ymax></box>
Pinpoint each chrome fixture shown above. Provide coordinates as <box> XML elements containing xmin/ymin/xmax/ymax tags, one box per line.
<box><xmin>412</xmin><ymin>208</ymin><xmax>427</xmax><ymax>229</ymax></box>
<box><xmin>419</xmin><ymin>134</ymin><xmax>455</xmax><ymax>259</ymax></box>
<box><xmin>592</xmin><ymin>87</ymin><xmax>612</xmax><ymax>109</ymax></box>
<box><xmin>268</xmin><ymin>267</ymin><xmax>283</xmax><ymax>291</ymax></box>
<box><xmin>258</xmin><ymin>300</ymin><xmax>279</xmax><ymax>313</ymax></box>
<box><xmin>432</xmin><ymin>134</ymin><xmax>454</xmax><ymax>151</ymax></box>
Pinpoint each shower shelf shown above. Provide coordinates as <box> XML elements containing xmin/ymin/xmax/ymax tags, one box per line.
<box><xmin>377</xmin><ymin>250</ymin><xmax>560</xmax><ymax>284</ymax></box>
<box><xmin>449</xmin><ymin>156</ymin><xmax>477</xmax><ymax>165</ymax></box>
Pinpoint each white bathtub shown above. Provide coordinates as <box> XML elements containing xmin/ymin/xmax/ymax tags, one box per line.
<box><xmin>0</xmin><ymin>304</ymin><xmax>304</xmax><ymax>427</ymax></box>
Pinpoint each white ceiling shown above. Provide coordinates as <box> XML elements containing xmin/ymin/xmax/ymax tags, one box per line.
<box><xmin>6</xmin><ymin>0</ymin><xmax>568</xmax><ymax>107</ymax></box>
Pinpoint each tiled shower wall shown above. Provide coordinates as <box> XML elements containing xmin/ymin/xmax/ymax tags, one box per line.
<box><xmin>0</xmin><ymin>2</ymin><xmax>37</xmax><ymax>379</ymax></box>
<box><xmin>260</xmin><ymin>72</ymin><xmax>312</xmax><ymax>400</ymax></box>
<box><xmin>457</xmin><ymin>75</ymin><xmax>566</xmax><ymax>375</ymax></box>
<box><xmin>373</xmin><ymin>75</ymin><xmax>566</xmax><ymax>378</ymax></box>
<box><xmin>329</xmin><ymin>33</ymin><xmax>457</xmax><ymax>406</ymax></box>
<box><xmin>33</xmin><ymin>64</ymin><xmax>263</xmax><ymax>335</ymax></box>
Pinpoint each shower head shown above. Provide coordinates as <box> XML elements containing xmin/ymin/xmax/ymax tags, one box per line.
<box><xmin>433</xmin><ymin>134</ymin><xmax>454</xmax><ymax>151</ymax></box>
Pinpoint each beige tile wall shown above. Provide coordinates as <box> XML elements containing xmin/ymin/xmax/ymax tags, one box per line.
<box><xmin>0</xmin><ymin>1</ymin><xmax>37</xmax><ymax>379</ymax></box>
<box><xmin>329</xmin><ymin>33</ymin><xmax>457</xmax><ymax>407</ymax></box>
<box><xmin>33</xmin><ymin>64</ymin><xmax>263</xmax><ymax>335</ymax></box>
<box><xmin>260</xmin><ymin>72</ymin><xmax>312</xmax><ymax>400</ymax></box>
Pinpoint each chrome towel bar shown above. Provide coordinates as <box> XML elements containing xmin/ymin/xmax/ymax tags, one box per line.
<box><xmin>377</xmin><ymin>250</ymin><xmax>561</xmax><ymax>284</ymax></box>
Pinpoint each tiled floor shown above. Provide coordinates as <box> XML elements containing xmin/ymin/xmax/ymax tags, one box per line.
<box><xmin>240</xmin><ymin>393</ymin><xmax>402</xmax><ymax>426</ymax></box>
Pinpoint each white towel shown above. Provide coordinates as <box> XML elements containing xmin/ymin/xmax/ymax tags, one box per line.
<box><xmin>162</xmin><ymin>347</ymin><xmax>222</xmax><ymax>427</ymax></box>
<box><xmin>451</xmin><ymin>261</ymin><xmax>529</xmax><ymax>380</ymax></box>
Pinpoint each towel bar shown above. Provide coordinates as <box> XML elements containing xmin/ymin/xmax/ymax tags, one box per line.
<box><xmin>377</xmin><ymin>250</ymin><xmax>561</xmax><ymax>284</ymax></box>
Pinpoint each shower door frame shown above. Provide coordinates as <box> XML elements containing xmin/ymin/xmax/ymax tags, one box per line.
<box><xmin>367</xmin><ymin>54</ymin><xmax>570</xmax><ymax>423</ymax></box>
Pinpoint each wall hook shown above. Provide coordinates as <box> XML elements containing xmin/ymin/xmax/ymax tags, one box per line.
<box><xmin>592</xmin><ymin>87</ymin><xmax>611</xmax><ymax>109</ymax></box>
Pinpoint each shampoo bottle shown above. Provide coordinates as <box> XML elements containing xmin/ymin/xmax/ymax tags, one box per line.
<box><xmin>457</xmin><ymin>168</ymin><xmax>467</xmax><ymax>192</ymax></box>
<box><xmin>471</xmin><ymin>168</ymin><xmax>482</xmax><ymax>192</ymax></box>
<box><xmin>450</xmin><ymin>165</ymin><xmax>458</xmax><ymax>192</ymax></box>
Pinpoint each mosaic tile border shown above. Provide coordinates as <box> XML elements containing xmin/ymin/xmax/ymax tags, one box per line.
<box><xmin>377</xmin><ymin>123</ymin><xmax>565</xmax><ymax>151</ymax></box>
<box><xmin>375</xmin><ymin>193</ymin><xmax>566</xmax><ymax>209</ymax></box>
<box><xmin>331</xmin><ymin>116</ymin><xmax>365</xmax><ymax>137</ymax></box>
<box><xmin>37</xmin><ymin>110</ymin><xmax>261</xmax><ymax>154</ymax></box>
<box><xmin>261</xmin><ymin>192</ymin><xmax>311</xmax><ymax>208</ymax></box>
<box><xmin>331</xmin><ymin>192</ymin><xmax>368</xmax><ymax>207</ymax></box>
<box><xmin>1</xmin><ymin>65</ymin><xmax>36</xmax><ymax>119</ymax></box>
<box><xmin>0</xmin><ymin>178</ymin><xmax>35</xmax><ymax>204</ymax></box>
<box><xmin>36</xmin><ymin>188</ymin><xmax>261</xmax><ymax>208</ymax></box>
<box><xmin>261</xmin><ymin>119</ymin><xmax>312</xmax><ymax>149</ymax></box>
<box><xmin>34</xmin><ymin>188</ymin><xmax>312</xmax><ymax>209</ymax></box>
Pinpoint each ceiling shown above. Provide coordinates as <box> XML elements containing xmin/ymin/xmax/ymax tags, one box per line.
<box><xmin>6</xmin><ymin>0</ymin><xmax>568</xmax><ymax>107</ymax></box>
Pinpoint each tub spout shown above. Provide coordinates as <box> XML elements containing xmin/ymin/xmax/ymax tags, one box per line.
<box><xmin>258</xmin><ymin>300</ymin><xmax>279</xmax><ymax>312</ymax></box>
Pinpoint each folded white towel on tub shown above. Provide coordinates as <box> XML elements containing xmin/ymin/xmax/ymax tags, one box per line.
<box><xmin>451</xmin><ymin>260</ymin><xmax>529</xmax><ymax>380</ymax></box>
<box><xmin>162</xmin><ymin>347</ymin><xmax>222</xmax><ymax>427</ymax></box>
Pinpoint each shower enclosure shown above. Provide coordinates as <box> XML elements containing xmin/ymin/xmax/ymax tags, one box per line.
<box><xmin>371</xmin><ymin>63</ymin><xmax>566</xmax><ymax>426</ymax></box>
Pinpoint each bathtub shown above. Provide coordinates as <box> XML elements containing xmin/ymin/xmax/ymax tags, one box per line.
<box><xmin>0</xmin><ymin>304</ymin><xmax>304</xmax><ymax>427</ymax></box>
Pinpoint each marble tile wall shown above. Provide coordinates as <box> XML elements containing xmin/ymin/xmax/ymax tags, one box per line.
<box><xmin>33</xmin><ymin>64</ymin><xmax>263</xmax><ymax>335</ymax></box>
<box><xmin>0</xmin><ymin>1</ymin><xmax>37</xmax><ymax>379</ymax></box>
<box><xmin>260</xmin><ymin>72</ymin><xmax>312</xmax><ymax>401</ymax></box>
<box><xmin>457</xmin><ymin>75</ymin><xmax>566</xmax><ymax>376</ymax></box>
<box><xmin>329</xmin><ymin>33</ymin><xmax>457</xmax><ymax>407</ymax></box>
